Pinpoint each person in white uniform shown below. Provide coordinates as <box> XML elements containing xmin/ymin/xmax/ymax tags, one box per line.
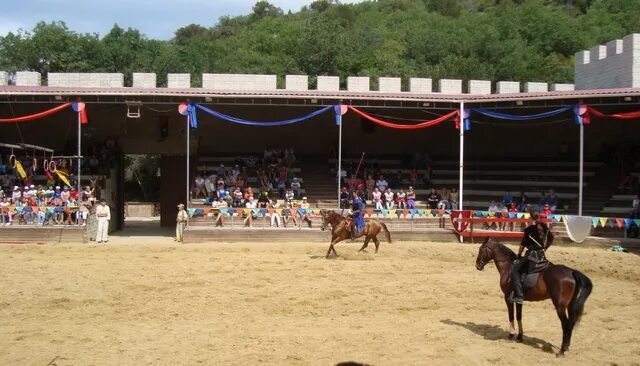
<box><xmin>96</xmin><ymin>199</ymin><xmax>111</xmax><ymax>243</ymax></box>
<box><xmin>175</xmin><ymin>203</ymin><xmax>188</xmax><ymax>242</ymax></box>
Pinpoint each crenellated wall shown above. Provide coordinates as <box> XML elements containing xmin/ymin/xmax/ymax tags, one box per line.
<box><xmin>3</xmin><ymin>71</ymin><xmax>577</xmax><ymax>95</ymax></box>
<box><xmin>575</xmin><ymin>33</ymin><xmax>640</xmax><ymax>90</ymax></box>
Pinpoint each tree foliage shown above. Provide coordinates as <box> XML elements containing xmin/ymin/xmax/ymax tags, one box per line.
<box><xmin>0</xmin><ymin>0</ymin><xmax>638</xmax><ymax>85</ymax></box>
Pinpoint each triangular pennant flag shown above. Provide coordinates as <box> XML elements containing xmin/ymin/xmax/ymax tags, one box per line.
<box><xmin>187</xmin><ymin>208</ymin><xmax>196</xmax><ymax>217</ymax></box>
<box><xmin>616</xmin><ymin>218</ymin><xmax>625</xmax><ymax>228</ymax></box>
<box><xmin>417</xmin><ymin>209</ymin><xmax>424</xmax><ymax>216</ymax></box>
<box><xmin>15</xmin><ymin>206</ymin><xmax>24</xmax><ymax>213</ymax></box>
<box><xmin>508</xmin><ymin>212</ymin><xmax>517</xmax><ymax>219</ymax></box>
<box><xmin>488</xmin><ymin>211</ymin><xmax>495</xmax><ymax>217</ymax></box>
<box><xmin>276</xmin><ymin>209</ymin><xmax>283</xmax><ymax>215</ymax></box>
<box><xmin>562</xmin><ymin>215</ymin><xmax>568</xmax><ymax>223</ymax></box>
<box><xmin>203</xmin><ymin>208</ymin><xmax>211</xmax><ymax>215</ymax></box>
<box><xmin>403</xmin><ymin>209</ymin><xmax>408</xmax><ymax>218</ymax></box>
<box><xmin>524</xmin><ymin>213</ymin><xmax>530</xmax><ymax>219</ymax></box>
<box><xmin>253</xmin><ymin>208</ymin><xmax>260</xmax><ymax>216</ymax></box>
<box><xmin>591</xmin><ymin>217</ymin><xmax>599</xmax><ymax>228</ymax></box>
<box><xmin>381</xmin><ymin>209</ymin><xmax>389</xmax><ymax>217</ymax></box>
<box><xmin>409</xmin><ymin>209</ymin><xmax>416</xmax><ymax>217</ymax></box>
<box><xmin>476</xmin><ymin>211</ymin><xmax>483</xmax><ymax>217</ymax></box>
<box><xmin>624</xmin><ymin>218</ymin><xmax>632</xmax><ymax>229</ymax></box>
<box><xmin>47</xmin><ymin>207</ymin><xmax>55</xmax><ymax>214</ymax></box>
<box><xmin>395</xmin><ymin>210</ymin><xmax>402</xmax><ymax>218</ymax></box>
<box><xmin>599</xmin><ymin>217</ymin><xmax>607</xmax><ymax>228</ymax></box>
<box><xmin>607</xmin><ymin>218</ymin><xmax>616</xmax><ymax>228</ymax></box>
<box><xmin>268</xmin><ymin>209</ymin><xmax>274</xmax><ymax>215</ymax></box>
<box><xmin>517</xmin><ymin>213</ymin><xmax>524</xmax><ymax>219</ymax></box>
<box><xmin>634</xmin><ymin>219</ymin><xmax>640</xmax><ymax>228</ymax></box>
<box><xmin>220</xmin><ymin>208</ymin><xmax>229</xmax><ymax>216</ymax></box>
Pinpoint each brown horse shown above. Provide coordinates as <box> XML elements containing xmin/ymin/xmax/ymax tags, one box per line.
<box><xmin>475</xmin><ymin>237</ymin><xmax>593</xmax><ymax>357</ymax></box>
<box><xmin>319</xmin><ymin>209</ymin><xmax>391</xmax><ymax>258</ymax></box>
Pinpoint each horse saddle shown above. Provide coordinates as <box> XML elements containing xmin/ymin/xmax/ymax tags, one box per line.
<box><xmin>521</xmin><ymin>254</ymin><xmax>550</xmax><ymax>288</ymax></box>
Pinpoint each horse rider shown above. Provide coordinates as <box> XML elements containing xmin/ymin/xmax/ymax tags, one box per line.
<box><xmin>511</xmin><ymin>214</ymin><xmax>554</xmax><ymax>304</ymax></box>
<box><xmin>350</xmin><ymin>191</ymin><xmax>366</xmax><ymax>240</ymax></box>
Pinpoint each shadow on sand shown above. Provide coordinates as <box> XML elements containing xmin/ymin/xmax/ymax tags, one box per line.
<box><xmin>440</xmin><ymin>319</ymin><xmax>556</xmax><ymax>354</ymax></box>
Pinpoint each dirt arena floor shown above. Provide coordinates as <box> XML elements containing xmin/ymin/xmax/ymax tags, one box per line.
<box><xmin>1</xmin><ymin>238</ymin><xmax>639</xmax><ymax>366</ymax></box>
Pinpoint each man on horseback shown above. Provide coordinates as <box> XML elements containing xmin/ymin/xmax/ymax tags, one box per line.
<box><xmin>511</xmin><ymin>214</ymin><xmax>554</xmax><ymax>304</ymax></box>
<box><xmin>349</xmin><ymin>191</ymin><xmax>366</xmax><ymax>240</ymax></box>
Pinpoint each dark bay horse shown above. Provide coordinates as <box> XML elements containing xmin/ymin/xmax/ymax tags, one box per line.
<box><xmin>475</xmin><ymin>238</ymin><xmax>593</xmax><ymax>357</ymax></box>
<box><xmin>319</xmin><ymin>209</ymin><xmax>391</xmax><ymax>258</ymax></box>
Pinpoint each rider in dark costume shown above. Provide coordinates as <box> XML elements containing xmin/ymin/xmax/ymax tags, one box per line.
<box><xmin>511</xmin><ymin>214</ymin><xmax>554</xmax><ymax>304</ymax></box>
<box><xmin>350</xmin><ymin>191</ymin><xmax>366</xmax><ymax>240</ymax></box>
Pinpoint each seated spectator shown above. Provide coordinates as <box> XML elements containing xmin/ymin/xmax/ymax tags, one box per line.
<box><xmin>384</xmin><ymin>188</ymin><xmax>394</xmax><ymax>209</ymax></box>
<box><xmin>211</xmin><ymin>198</ymin><xmax>227</xmax><ymax>227</ymax></box>
<box><xmin>517</xmin><ymin>191</ymin><xmax>529</xmax><ymax>212</ymax></box>
<box><xmin>407</xmin><ymin>187</ymin><xmax>417</xmax><ymax>209</ymax></box>
<box><xmin>547</xmin><ymin>190</ymin><xmax>559</xmax><ymax>212</ymax></box>
<box><xmin>485</xmin><ymin>201</ymin><xmax>499</xmax><ymax>230</ymax></box>
<box><xmin>257</xmin><ymin>190</ymin><xmax>270</xmax><ymax>208</ymax></box>
<box><xmin>427</xmin><ymin>188</ymin><xmax>440</xmax><ymax>209</ymax></box>
<box><xmin>276</xmin><ymin>178</ymin><xmax>287</xmax><ymax>199</ymax></box>
<box><xmin>298</xmin><ymin>197</ymin><xmax>312</xmax><ymax>228</ymax></box>
<box><xmin>282</xmin><ymin>202</ymin><xmax>297</xmax><ymax>227</ymax></box>
<box><xmin>376</xmin><ymin>175</ymin><xmax>388</xmax><ymax>193</ymax></box>
<box><xmin>372</xmin><ymin>188</ymin><xmax>383</xmax><ymax>210</ymax></box>
<box><xmin>216</xmin><ymin>183</ymin><xmax>229</xmax><ymax>202</ymax></box>
<box><xmin>235</xmin><ymin>175</ymin><xmax>245</xmax><ymax>190</ymax></box>
<box><xmin>284</xmin><ymin>188</ymin><xmax>294</xmax><ymax>206</ymax></box>
<box><xmin>290</xmin><ymin>177</ymin><xmax>301</xmax><ymax>199</ymax></box>
<box><xmin>216</xmin><ymin>164</ymin><xmax>226</xmax><ymax>178</ymax></box>
<box><xmin>244</xmin><ymin>198</ymin><xmax>258</xmax><ymax>227</ymax></box>
<box><xmin>396</xmin><ymin>188</ymin><xmax>406</xmax><ymax>209</ymax></box>
<box><xmin>232</xmin><ymin>187</ymin><xmax>244</xmax><ymax>207</ymax></box>
<box><xmin>269</xmin><ymin>198</ymin><xmax>281</xmax><ymax>227</ymax></box>
<box><xmin>205</xmin><ymin>173</ymin><xmax>217</xmax><ymax>198</ymax></box>
<box><xmin>502</xmin><ymin>190</ymin><xmax>514</xmax><ymax>205</ymax></box>
<box><xmin>0</xmin><ymin>197</ymin><xmax>11</xmax><ymax>225</ymax></box>
<box><xmin>78</xmin><ymin>202</ymin><xmax>89</xmax><ymax>226</ymax></box>
<box><xmin>340</xmin><ymin>187</ymin><xmax>350</xmax><ymax>209</ymax></box>
<box><xmin>450</xmin><ymin>188</ymin><xmax>459</xmax><ymax>210</ymax></box>
<box><xmin>541</xmin><ymin>203</ymin><xmax>553</xmax><ymax>217</ymax></box>
<box><xmin>508</xmin><ymin>201</ymin><xmax>519</xmax><ymax>231</ymax></box>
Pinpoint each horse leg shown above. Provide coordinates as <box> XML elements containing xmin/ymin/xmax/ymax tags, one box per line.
<box><xmin>358</xmin><ymin>237</ymin><xmax>370</xmax><ymax>252</ymax></box>
<box><xmin>505</xmin><ymin>298</ymin><xmax>516</xmax><ymax>340</ymax></box>
<box><xmin>556</xmin><ymin>305</ymin><xmax>570</xmax><ymax>357</ymax></box>
<box><xmin>326</xmin><ymin>237</ymin><xmax>342</xmax><ymax>259</ymax></box>
<box><xmin>515</xmin><ymin>303</ymin><xmax>524</xmax><ymax>342</ymax></box>
<box><xmin>372</xmin><ymin>237</ymin><xmax>381</xmax><ymax>254</ymax></box>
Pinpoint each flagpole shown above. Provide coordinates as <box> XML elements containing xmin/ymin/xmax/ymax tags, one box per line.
<box><xmin>459</xmin><ymin>101</ymin><xmax>465</xmax><ymax>211</ymax></box>
<box><xmin>337</xmin><ymin>113</ymin><xmax>343</xmax><ymax>206</ymax></box>
<box><xmin>77</xmin><ymin>109</ymin><xmax>82</xmax><ymax>195</ymax></box>
<box><xmin>186</xmin><ymin>118</ymin><xmax>190</xmax><ymax>210</ymax></box>
<box><xmin>578</xmin><ymin>121</ymin><xmax>584</xmax><ymax>216</ymax></box>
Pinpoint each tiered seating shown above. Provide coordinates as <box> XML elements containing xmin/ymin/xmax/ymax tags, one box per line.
<box><xmin>600</xmin><ymin>162</ymin><xmax>639</xmax><ymax>215</ymax></box>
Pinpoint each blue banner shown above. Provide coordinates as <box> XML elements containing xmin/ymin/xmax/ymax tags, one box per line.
<box><xmin>194</xmin><ymin>103</ymin><xmax>334</xmax><ymax>127</ymax></box>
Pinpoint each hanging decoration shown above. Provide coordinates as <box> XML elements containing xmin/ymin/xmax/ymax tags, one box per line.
<box><xmin>334</xmin><ymin>104</ymin><xmax>348</xmax><ymax>126</ymax></box>
<box><xmin>192</xmin><ymin>103</ymin><xmax>334</xmax><ymax>127</ymax></box>
<box><xmin>584</xmin><ymin>105</ymin><xmax>640</xmax><ymax>121</ymax></box>
<box><xmin>348</xmin><ymin>106</ymin><xmax>459</xmax><ymax>130</ymax></box>
<box><xmin>0</xmin><ymin>102</ymin><xmax>73</xmax><ymax>123</ymax></box>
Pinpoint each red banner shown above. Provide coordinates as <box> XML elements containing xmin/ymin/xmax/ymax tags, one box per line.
<box><xmin>0</xmin><ymin>102</ymin><xmax>72</xmax><ymax>123</ymax></box>
<box><xmin>587</xmin><ymin>106</ymin><xmax>640</xmax><ymax>120</ymax></box>
<box><xmin>348</xmin><ymin>106</ymin><xmax>458</xmax><ymax>130</ymax></box>
<box><xmin>451</xmin><ymin>210</ymin><xmax>473</xmax><ymax>233</ymax></box>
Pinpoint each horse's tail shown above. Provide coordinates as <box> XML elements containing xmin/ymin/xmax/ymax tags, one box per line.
<box><xmin>380</xmin><ymin>222</ymin><xmax>392</xmax><ymax>243</ymax></box>
<box><xmin>570</xmin><ymin>269</ymin><xmax>593</xmax><ymax>326</ymax></box>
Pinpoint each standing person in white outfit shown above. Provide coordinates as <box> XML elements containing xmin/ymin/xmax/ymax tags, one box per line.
<box><xmin>96</xmin><ymin>199</ymin><xmax>111</xmax><ymax>243</ymax></box>
<box><xmin>175</xmin><ymin>203</ymin><xmax>188</xmax><ymax>243</ymax></box>
<box><xmin>270</xmin><ymin>198</ymin><xmax>281</xmax><ymax>227</ymax></box>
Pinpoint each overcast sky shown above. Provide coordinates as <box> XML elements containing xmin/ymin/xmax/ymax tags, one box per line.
<box><xmin>0</xmin><ymin>0</ymin><xmax>365</xmax><ymax>40</ymax></box>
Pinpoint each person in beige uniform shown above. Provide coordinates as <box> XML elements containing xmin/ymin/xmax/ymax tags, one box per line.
<box><xmin>175</xmin><ymin>203</ymin><xmax>188</xmax><ymax>242</ymax></box>
<box><xmin>95</xmin><ymin>199</ymin><xmax>111</xmax><ymax>243</ymax></box>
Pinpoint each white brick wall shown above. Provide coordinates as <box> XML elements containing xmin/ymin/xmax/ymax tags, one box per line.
<box><xmin>468</xmin><ymin>80</ymin><xmax>491</xmax><ymax>95</ymax></box>
<box><xmin>524</xmin><ymin>82</ymin><xmax>548</xmax><ymax>93</ymax></box>
<box><xmin>0</xmin><ymin>71</ymin><xmax>8</xmax><ymax>86</ymax></box>
<box><xmin>316</xmin><ymin>76</ymin><xmax>340</xmax><ymax>91</ymax></box>
<box><xmin>202</xmin><ymin>74</ymin><xmax>277</xmax><ymax>91</ymax></box>
<box><xmin>285</xmin><ymin>75</ymin><xmax>308</xmax><ymax>91</ymax></box>
<box><xmin>378</xmin><ymin>77</ymin><xmax>401</xmax><ymax>93</ymax></box>
<box><xmin>47</xmin><ymin>73</ymin><xmax>123</xmax><ymax>87</ymax></box>
<box><xmin>167</xmin><ymin>73</ymin><xmax>190</xmax><ymax>88</ymax></box>
<box><xmin>16</xmin><ymin>71</ymin><xmax>41</xmax><ymax>86</ymax></box>
<box><xmin>439</xmin><ymin>79</ymin><xmax>462</xmax><ymax>94</ymax></box>
<box><xmin>551</xmin><ymin>84</ymin><xmax>575</xmax><ymax>91</ymax></box>
<box><xmin>575</xmin><ymin>33</ymin><xmax>639</xmax><ymax>90</ymax></box>
<box><xmin>347</xmin><ymin>76</ymin><xmax>370</xmax><ymax>92</ymax></box>
<box><xmin>497</xmin><ymin>81</ymin><xmax>520</xmax><ymax>94</ymax></box>
<box><xmin>132</xmin><ymin>73</ymin><xmax>157</xmax><ymax>88</ymax></box>
<box><xmin>409</xmin><ymin>78</ymin><xmax>432</xmax><ymax>93</ymax></box>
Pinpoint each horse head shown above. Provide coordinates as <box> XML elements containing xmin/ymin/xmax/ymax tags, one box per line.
<box><xmin>319</xmin><ymin>209</ymin><xmax>330</xmax><ymax>231</ymax></box>
<box><xmin>320</xmin><ymin>209</ymin><xmax>342</xmax><ymax>231</ymax></box>
<box><xmin>475</xmin><ymin>237</ymin><xmax>495</xmax><ymax>271</ymax></box>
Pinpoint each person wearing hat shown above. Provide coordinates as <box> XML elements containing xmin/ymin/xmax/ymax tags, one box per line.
<box><xmin>95</xmin><ymin>199</ymin><xmax>111</xmax><ymax>243</ymax></box>
<box><xmin>12</xmin><ymin>186</ymin><xmax>21</xmax><ymax>203</ymax></box>
<box><xmin>298</xmin><ymin>196</ymin><xmax>312</xmax><ymax>228</ymax></box>
<box><xmin>175</xmin><ymin>203</ymin><xmax>188</xmax><ymax>243</ymax></box>
<box><xmin>510</xmin><ymin>213</ymin><xmax>554</xmax><ymax>304</ymax></box>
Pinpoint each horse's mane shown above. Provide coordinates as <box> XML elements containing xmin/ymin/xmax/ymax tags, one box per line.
<box><xmin>488</xmin><ymin>240</ymin><xmax>517</xmax><ymax>261</ymax></box>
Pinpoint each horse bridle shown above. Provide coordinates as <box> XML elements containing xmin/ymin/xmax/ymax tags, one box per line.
<box><xmin>476</xmin><ymin>244</ymin><xmax>494</xmax><ymax>270</ymax></box>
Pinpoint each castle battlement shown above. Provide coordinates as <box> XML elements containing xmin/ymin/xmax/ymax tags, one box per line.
<box><xmin>575</xmin><ymin>33</ymin><xmax>640</xmax><ymax>90</ymax></box>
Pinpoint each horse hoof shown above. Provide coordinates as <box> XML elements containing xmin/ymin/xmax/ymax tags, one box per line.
<box><xmin>516</xmin><ymin>334</ymin><xmax>523</xmax><ymax>343</ymax></box>
<box><xmin>556</xmin><ymin>351</ymin><xmax>565</xmax><ymax>358</ymax></box>
<box><xmin>508</xmin><ymin>333</ymin><xmax>515</xmax><ymax>340</ymax></box>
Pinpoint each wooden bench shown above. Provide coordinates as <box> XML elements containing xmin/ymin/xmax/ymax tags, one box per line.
<box><xmin>454</xmin><ymin>217</ymin><xmax>550</xmax><ymax>242</ymax></box>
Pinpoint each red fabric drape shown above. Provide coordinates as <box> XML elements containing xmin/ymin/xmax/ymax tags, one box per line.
<box><xmin>587</xmin><ymin>106</ymin><xmax>640</xmax><ymax>120</ymax></box>
<box><xmin>348</xmin><ymin>106</ymin><xmax>458</xmax><ymax>130</ymax></box>
<box><xmin>0</xmin><ymin>102</ymin><xmax>72</xmax><ymax>123</ymax></box>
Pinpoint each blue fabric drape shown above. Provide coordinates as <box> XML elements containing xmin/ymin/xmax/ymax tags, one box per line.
<box><xmin>471</xmin><ymin>106</ymin><xmax>573</xmax><ymax>121</ymax></box>
<box><xmin>194</xmin><ymin>103</ymin><xmax>334</xmax><ymax>127</ymax></box>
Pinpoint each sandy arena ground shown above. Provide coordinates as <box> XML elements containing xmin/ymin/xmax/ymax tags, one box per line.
<box><xmin>1</xmin><ymin>236</ymin><xmax>639</xmax><ymax>366</ymax></box>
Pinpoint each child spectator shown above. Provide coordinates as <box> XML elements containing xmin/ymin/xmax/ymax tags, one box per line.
<box><xmin>407</xmin><ymin>186</ymin><xmax>417</xmax><ymax>209</ymax></box>
<box><xmin>396</xmin><ymin>188</ymin><xmax>406</xmax><ymax>209</ymax></box>
<box><xmin>372</xmin><ymin>188</ymin><xmax>383</xmax><ymax>210</ymax></box>
<box><xmin>384</xmin><ymin>188</ymin><xmax>395</xmax><ymax>209</ymax></box>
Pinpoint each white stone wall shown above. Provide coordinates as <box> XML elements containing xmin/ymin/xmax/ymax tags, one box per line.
<box><xmin>347</xmin><ymin>76</ymin><xmax>370</xmax><ymax>92</ymax></box>
<box><xmin>409</xmin><ymin>78</ymin><xmax>432</xmax><ymax>93</ymax></box>
<box><xmin>285</xmin><ymin>75</ymin><xmax>308</xmax><ymax>91</ymax></box>
<box><xmin>202</xmin><ymin>73</ymin><xmax>277</xmax><ymax>91</ymax></box>
<box><xmin>47</xmin><ymin>73</ymin><xmax>124</xmax><ymax>87</ymax></box>
<box><xmin>524</xmin><ymin>82</ymin><xmax>548</xmax><ymax>93</ymax></box>
<box><xmin>167</xmin><ymin>73</ymin><xmax>190</xmax><ymax>88</ymax></box>
<box><xmin>575</xmin><ymin>33</ymin><xmax>639</xmax><ymax>90</ymax></box>
<box><xmin>16</xmin><ymin>71</ymin><xmax>41</xmax><ymax>86</ymax></box>
<box><xmin>316</xmin><ymin>76</ymin><xmax>340</xmax><ymax>91</ymax></box>
<box><xmin>551</xmin><ymin>83</ymin><xmax>575</xmax><ymax>91</ymax></box>
<box><xmin>439</xmin><ymin>79</ymin><xmax>462</xmax><ymax>94</ymax></box>
<box><xmin>497</xmin><ymin>81</ymin><xmax>520</xmax><ymax>94</ymax></box>
<box><xmin>469</xmin><ymin>80</ymin><xmax>491</xmax><ymax>95</ymax></box>
<box><xmin>132</xmin><ymin>73</ymin><xmax>157</xmax><ymax>88</ymax></box>
<box><xmin>0</xmin><ymin>71</ymin><xmax>8</xmax><ymax>86</ymax></box>
<box><xmin>378</xmin><ymin>77</ymin><xmax>401</xmax><ymax>93</ymax></box>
